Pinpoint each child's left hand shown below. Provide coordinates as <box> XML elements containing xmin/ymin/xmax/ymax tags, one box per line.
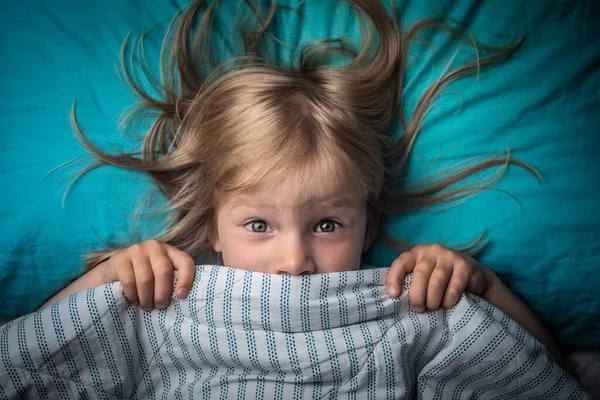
<box><xmin>386</xmin><ymin>243</ymin><xmax>493</xmax><ymax>312</ymax></box>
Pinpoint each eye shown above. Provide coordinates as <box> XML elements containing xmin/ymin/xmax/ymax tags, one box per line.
<box><xmin>244</xmin><ymin>220</ymin><xmax>271</xmax><ymax>233</ymax></box>
<box><xmin>315</xmin><ymin>220</ymin><xmax>341</xmax><ymax>233</ymax></box>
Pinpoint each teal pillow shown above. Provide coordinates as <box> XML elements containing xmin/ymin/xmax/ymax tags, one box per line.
<box><xmin>1</xmin><ymin>0</ymin><xmax>598</xmax><ymax>350</ymax></box>
<box><xmin>365</xmin><ymin>1</ymin><xmax>600</xmax><ymax>349</ymax></box>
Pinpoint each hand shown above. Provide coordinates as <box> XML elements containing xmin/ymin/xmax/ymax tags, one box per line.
<box><xmin>99</xmin><ymin>240</ymin><xmax>196</xmax><ymax>310</ymax></box>
<box><xmin>386</xmin><ymin>243</ymin><xmax>493</xmax><ymax>312</ymax></box>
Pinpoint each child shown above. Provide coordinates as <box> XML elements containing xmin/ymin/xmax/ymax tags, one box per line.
<box><xmin>42</xmin><ymin>0</ymin><xmax>562</xmax><ymax>364</ymax></box>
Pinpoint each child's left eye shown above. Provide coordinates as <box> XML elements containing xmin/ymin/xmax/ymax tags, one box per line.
<box><xmin>315</xmin><ymin>220</ymin><xmax>341</xmax><ymax>233</ymax></box>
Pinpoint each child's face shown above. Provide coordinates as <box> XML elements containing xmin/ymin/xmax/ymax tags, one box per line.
<box><xmin>212</xmin><ymin>173</ymin><xmax>377</xmax><ymax>275</ymax></box>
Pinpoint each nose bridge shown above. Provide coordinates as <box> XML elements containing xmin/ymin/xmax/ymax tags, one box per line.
<box><xmin>274</xmin><ymin>231</ymin><xmax>315</xmax><ymax>275</ymax></box>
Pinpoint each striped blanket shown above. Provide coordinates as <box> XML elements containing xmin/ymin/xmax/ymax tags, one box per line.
<box><xmin>0</xmin><ymin>265</ymin><xmax>590</xmax><ymax>399</ymax></box>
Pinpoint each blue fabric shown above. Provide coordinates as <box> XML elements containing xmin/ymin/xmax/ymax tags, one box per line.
<box><xmin>0</xmin><ymin>0</ymin><xmax>599</xmax><ymax>350</ymax></box>
<box><xmin>366</xmin><ymin>0</ymin><xmax>600</xmax><ymax>349</ymax></box>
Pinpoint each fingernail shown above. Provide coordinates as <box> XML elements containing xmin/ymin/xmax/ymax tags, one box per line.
<box><xmin>387</xmin><ymin>285</ymin><xmax>398</xmax><ymax>297</ymax></box>
<box><xmin>141</xmin><ymin>306</ymin><xmax>152</xmax><ymax>312</ymax></box>
<box><xmin>176</xmin><ymin>288</ymin><xmax>189</xmax><ymax>298</ymax></box>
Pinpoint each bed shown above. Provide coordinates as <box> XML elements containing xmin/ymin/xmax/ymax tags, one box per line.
<box><xmin>1</xmin><ymin>0</ymin><xmax>599</xmax><ymax>397</ymax></box>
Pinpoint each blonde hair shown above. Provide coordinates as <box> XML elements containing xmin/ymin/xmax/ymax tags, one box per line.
<box><xmin>72</xmin><ymin>0</ymin><xmax>538</xmax><ymax>268</ymax></box>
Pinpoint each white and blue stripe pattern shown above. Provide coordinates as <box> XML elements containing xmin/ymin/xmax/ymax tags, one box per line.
<box><xmin>0</xmin><ymin>265</ymin><xmax>591</xmax><ymax>399</ymax></box>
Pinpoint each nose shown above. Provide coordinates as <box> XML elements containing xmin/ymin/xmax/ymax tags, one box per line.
<box><xmin>272</xmin><ymin>236</ymin><xmax>316</xmax><ymax>276</ymax></box>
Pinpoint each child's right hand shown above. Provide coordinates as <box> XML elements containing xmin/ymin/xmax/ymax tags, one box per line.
<box><xmin>99</xmin><ymin>240</ymin><xmax>196</xmax><ymax>310</ymax></box>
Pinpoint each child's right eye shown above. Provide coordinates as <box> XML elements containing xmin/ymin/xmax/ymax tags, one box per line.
<box><xmin>244</xmin><ymin>220</ymin><xmax>271</xmax><ymax>233</ymax></box>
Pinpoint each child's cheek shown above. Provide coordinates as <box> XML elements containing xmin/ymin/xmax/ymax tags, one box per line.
<box><xmin>315</xmin><ymin>240</ymin><xmax>362</xmax><ymax>272</ymax></box>
<box><xmin>223</xmin><ymin>237</ymin><xmax>273</xmax><ymax>273</ymax></box>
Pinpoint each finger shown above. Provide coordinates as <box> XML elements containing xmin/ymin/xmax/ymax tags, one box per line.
<box><xmin>442</xmin><ymin>263</ymin><xmax>471</xmax><ymax>308</ymax></box>
<box><xmin>409</xmin><ymin>258</ymin><xmax>436</xmax><ymax>313</ymax></box>
<box><xmin>386</xmin><ymin>251</ymin><xmax>417</xmax><ymax>297</ymax></box>
<box><xmin>165</xmin><ymin>244</ymin><xmax>196</xmax><ymax>299</ymax></box>
<box><xmin>117</xmin><ymin>259</ymin><xmax>139</xmax><ymax>306</ymax></box>
<box><xmin>131</xmin><ymin>253</ymin><xmax>155</xmax><ymax>311</ymax></box>
<box><xmin>150</xmin><ymin>253</ymin><xmax>175</xmax><ymax>309</ymax></box>
<box><xmin>426</xmin><ymin>262</ymin><xmax>453</xmax><ymax>311</ymax></box>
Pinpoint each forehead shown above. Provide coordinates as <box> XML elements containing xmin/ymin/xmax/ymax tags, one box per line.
<box><xmin>225</xmin><ymin>159</ymin><xmax>366</xmax><ymax>208</ymax></box>
<box><xmin>237</xmin><ymin>179</ymin><xmax>359</xmax><ymax>209</ymax></box>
